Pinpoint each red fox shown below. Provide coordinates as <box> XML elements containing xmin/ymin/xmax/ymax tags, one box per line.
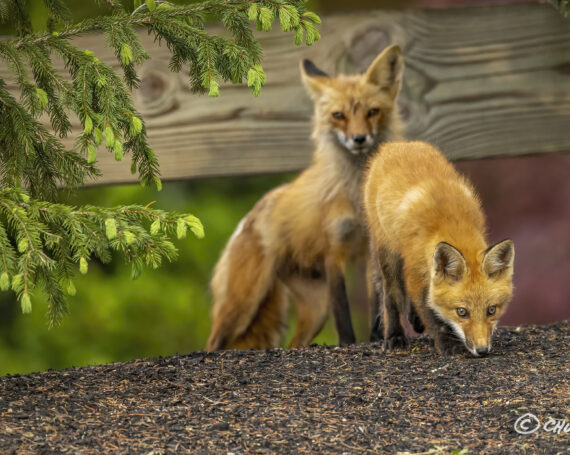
<box><xmin>363</xmin><ymin>142</ymin><xmax>515</xmax><ymax>356</ymax></box>
<box><xmin>206</xmin><ymin>45</ymin><xmax>404</xmax><ymax>351</ymax></box>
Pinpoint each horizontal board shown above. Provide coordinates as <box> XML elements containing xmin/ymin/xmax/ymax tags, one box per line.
<box><xmin>2</xmin><ymin>3</ymin><xmax>570</xmax><ymax>184</ymax></box>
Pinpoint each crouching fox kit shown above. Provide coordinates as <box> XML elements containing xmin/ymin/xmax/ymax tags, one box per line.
<box><xmin>364</xmin><ymin>142</ymin><xmax>515</xmax><ymax>356</ymax></box>
<box><xmin>206</xmin><ymin>45</ymin><xmax>404</xmax><ymax>351</ymax></box>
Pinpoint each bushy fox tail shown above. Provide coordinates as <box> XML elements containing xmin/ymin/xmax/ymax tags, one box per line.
<box><xmin>206</xmin><ymin>221</ymin><xmax>288</xmax><ymax>351</ymax></box>
<box><xmin>207</xmin><ymin>281</ymin><xmax>288</xmax><ymax>351</ymax></box>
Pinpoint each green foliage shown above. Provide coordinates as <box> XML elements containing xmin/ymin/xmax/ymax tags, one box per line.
<box><xmin>0</xmin><ymin>186</ymin><xmax>206</xmax><ymax>326</ymax></box>
<box><xmin>555</xmin><ymin>0</ymin><xmax>570</xmax><ymax>17</ymax></box>
<box><xmin>0</xmin><ymin>0</ymin><xmax>321</xmax><ymax>325</ymax></box>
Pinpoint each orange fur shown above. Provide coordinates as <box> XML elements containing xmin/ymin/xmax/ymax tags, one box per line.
<box><xmin>206</xmin><ymin>46</ymin><xmax>404</xmax><ymax>351</ymax></box>
<box><xmin>363</xmin><ymin>142</ymin><xmax>515</xmax><ymax>356</ymax></box>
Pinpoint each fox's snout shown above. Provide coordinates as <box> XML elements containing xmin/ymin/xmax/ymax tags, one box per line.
<box><xmin>336</xmin><ymin>130</ymin><xmax>375</xmax><ymax>153</ymax></box>
<box><xmin>466</xmin><ymin>342</ymin><xmax>491</xmax><ymax>357</ymax></box>
<box><xmin>353</xmin><ymin>134</ymin><xmax>367</xmax><ymax>145</ymax></box>
<box><xmin>463</xmin><ymin>328</ymin><xmax>493</xmax><ymax>357</ymax></box>
<box><xmin>475</xmin><ymin>347</ymin><xmax>489</xmax><ymax>356</ymax></box>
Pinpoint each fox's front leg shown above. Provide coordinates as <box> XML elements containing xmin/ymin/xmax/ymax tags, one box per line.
<box><xmin>379</xmin><ymin>250</ymin><xmax>408</xmax><ymax>350</ymax></box>
<box><xmin>367</xmin><ymin>255</ymin><xmax>384</xmax><ymax>342</ymax></box>
<box><xmin>325</xmin><ymin>260</ymin><xmax>356</xmax><ymax>346</ymax></box>
<box><xmin>325</xmin><ymin>212</ymin><xmax>363</xmax><ymax>346</ymax></box>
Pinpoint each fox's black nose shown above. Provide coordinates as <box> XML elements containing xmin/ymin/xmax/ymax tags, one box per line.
<box><xmin>476</xmin><ymin>347</ymin><xmax>489</xmax><ymax>356</ymax></box>
<box><xmin>353</xmin><ymin>134</ymin><xmax>367</xmax><ymax>145</ymax></box>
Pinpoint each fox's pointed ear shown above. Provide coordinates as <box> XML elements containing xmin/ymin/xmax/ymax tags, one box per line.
<box><xmin>483</xmin><ymin>239</ymin><xmax>515</xmax><ymax>278</ymax></box>
<box><xmin>364</xmin><ymin>45</ymin><xmax>403</xmax><ymax>98</ymax></box>
<box><xmin>300</xmin><ymin>59</ymin><xmax>329</xmax><ymax>99</ymax></box>
<box><xmin>433</xmin><ymin>242</ymin><xmax>466</xmax><ymax>282</ymax></box>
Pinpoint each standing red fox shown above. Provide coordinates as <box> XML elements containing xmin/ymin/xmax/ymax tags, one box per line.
<box><xmin>364</xmin><ymin>142</ymin><xmax>515</xmax><ymax>356</ymax></box>
<box><xmin>206</xmin><ymin>45</ymin><xmax>404</xmax><ymax>351</ymax></box>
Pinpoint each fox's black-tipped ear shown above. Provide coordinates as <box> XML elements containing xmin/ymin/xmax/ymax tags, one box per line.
<box><xmin>364</xmin><ymin>44</ymin><xmax>403</xmax><ymax>99</ymax></box>
<box><xmin>300</xmin><ymin>59</ymin><xmax>329</xmax><ymax>99</ymax></box>
<box><xmin>433</xmin><ymin>242</ymin><xmax>466</xmax><ymax>281</ymax></box>
<box><xmin>302</xmin><ymin>59</ymin><xmax>329</xmax><ymax>78</ymax></box>
<box><xmin>483</xmin><ymin>239</ymin><xmax>515</xmax><ymax>278</ymax></box>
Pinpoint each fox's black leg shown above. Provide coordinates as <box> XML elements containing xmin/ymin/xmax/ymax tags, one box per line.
<box><xmin>408</xmin><ymin>299</ymin><xmax>425</xmax><ymax>334</ymax></box>
<box><xmin>369</xmin><ymin>255</ymin><xmax>384</xmax><ymax>342</ymax></box>
<box><xmin>370</xmin><ymin>308</ymin><xmax>383</xmax><ymax>342</ymax></box>
<box><xmin>379</xmin><ymin>249</ymin><xmax>408</xmax><ymax>350</ymax></box>
<box><xmin>383</xmin><ymin>299</ymin><xmax>408</xmax><ymax>350</ymax></box>
<box><xmin>326</xmin><ymin>263</ymin><xmax>355</xmax><ymax>346</ymax></box>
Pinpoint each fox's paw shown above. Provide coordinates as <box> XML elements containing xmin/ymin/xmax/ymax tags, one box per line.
<box><xmin>383</xmin><ymin>334</ymin><xmax>409</xmax><ymax>351</ymax></box>
<box><xmin>338</xmin><ymin>334</ymin><xmax>356</xmax><ymax>347</ymax></box>
<box><xmin>370</xmin><ymin>330</ymin><xmax>383</xmax><ymax>343</ymax></box>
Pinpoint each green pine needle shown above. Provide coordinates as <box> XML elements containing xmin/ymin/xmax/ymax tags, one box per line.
<box><xmin>105</xmin><ymin>126</ymin><xmax>115</xmax><ymax>148</ymax></box>
<box><xmin>35</xmin><ymin>88</ymin><xmax>48</xmax><ymax>109</ymax></box>
<box><xmin>79</xmin><ymin>256</ymin><xmax>89</xmax><ymax>275</ymax></box>
<box><xmin>258</xmin><ymin>7</ymin><xmax>273</xmax><ymax>32</ymax></box>
<box><xmin>208</xmin><ymin>79</ymin><xmax>220</xmax><ymax>97</ymax></box>
<box><xmin>294</xmin><ymin>26</ymin><xmax>303</xmax><ymax>46</ymax></box>
<box><xmin>185</xmin><ymin>215</ymin><xmax>204</xmax><ymax>239</ymax></box>
<box><xmin>21</xmin><ymin>293</ymin><xmax>32</xmax><ymax>314</ymax></box>
<box><xmin>176</xmin><ymin>218</ymin><xmax>187</xmax><ymax>239</ymax></box>
<box><xmin>302</xmin><ymin>12</ymin><xmax>322</xmax><ymax>25</ymax></box>
<box><xmin>247</xmin><ymin>3</ymin><xmax>258</xmax><ymax>21</ymax></box>
<box><xmin>84</xmin><ymin>115</ymin><xmax>93</xmax><ymax>135</ymax></box>
<box><xmin>87</xmin><ymin>144</ymin><xmax>97</xmax><ymax>164</ymax></box>
<box><xmin>65</xmin><ymin>279</ymin><xmax>77</xmax><ymax>296</ymax></box>
<box><xmin>17</xmin><ymin>237</ymin><xmax>28</xmax><ymax>253</ymax></box>
<box><xmin>123</xmin><ymin>231</ymin><xmax>136</xmax><ymax>245</ymax></box>
<box><xmin>94</xmin><ymin>128</ymin><xmax>103</xmax><ymax>145</ymax></box>
<box><xmin>12</xmin><ymin>274</ymin><xmax>23</xmax><ymax>292</ymax></box>
<box><xmin>113</xmin><ymin>141</ymin><xmax>124</xmax><ymax>161</ymax></box>
<box><xmin>120</xmin><ymin>43</ymin><xmax>134</xmax><ymax>66</ymax></box>
<box><xmin>279</xmin><ymin>8</ymin><xmax>292</xmax><ymax>32</ymax></box>
<box><xmin>145</xmin><ymin>0</ymin><xmax>156</xmax><ymax>12</ymax></box>
<box><xmin>150</xmin><ymin>219</ymin><xmax>161</xmax><ymax>235</ymax></box>
<box><xmin>0</xmin><ymin>272</ymin><xmax>10</xmax><ymax>291</ymax></box>
<box><xmin>130</xmin><ymin>116</ymin><xmax>143</xmax><ymax>136</ymax></box>
<box><xmin>105</xmin><ymin>218</ymin><xmax>118</xmax><ymax>240</ymax></box>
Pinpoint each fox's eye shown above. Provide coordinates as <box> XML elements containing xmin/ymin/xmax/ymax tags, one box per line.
<box><xmin>367</xmin><ymin>108</ymin><xmax>380</xmax><ymax>117</ymax></box>
<box><xmin>456</xmin><ymin>307</ymin><xmax>469</xmax><ymax>318</ymax></box>
<box><xmin>332</xmin><ymin>112</ymin><xmax>345</xmax><ymax>120</ymax></box>
<box><xmin>487</xmin><ymin>305</ymin><xmax>496</xmax><ymax>316</ymax></box>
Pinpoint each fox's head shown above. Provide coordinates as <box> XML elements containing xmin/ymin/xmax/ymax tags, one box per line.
<box><xmin>300</xmin><ymin>45</ymin><xmax>403</xmax><ymax>158</ymax></box>
<box><xmin>428</xmin><ymin>239</ymin><xmax>515</xmax><ymax>356</ymax></box>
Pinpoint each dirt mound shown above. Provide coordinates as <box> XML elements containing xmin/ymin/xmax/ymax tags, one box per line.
<box><xmin>1</xmin><ymin>322</ymin><xmax>568</xmax><ymax>454</ymax></box>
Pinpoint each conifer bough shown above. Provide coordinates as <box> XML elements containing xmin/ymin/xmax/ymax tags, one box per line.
<box><xmin>0</xmin><ymin>0</ymin><xmax>321</xmax><ymax>325</ymax></box>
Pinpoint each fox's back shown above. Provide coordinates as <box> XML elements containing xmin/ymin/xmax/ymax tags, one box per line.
<box><xmin>364</xmin><ymin>142</ymin><xmax>485</xmax><ymax>253</ymax></box>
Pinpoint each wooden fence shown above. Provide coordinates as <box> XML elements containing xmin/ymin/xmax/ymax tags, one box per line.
<box><xmin>2</xmin><ymin>2</ymin><xmax>570</xmax><ymax>184</ymax></box>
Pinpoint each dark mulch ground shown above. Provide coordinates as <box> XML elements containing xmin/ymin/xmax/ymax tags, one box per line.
<box><xmin>1</xmin><ymin>322</ymin><xmax>568</xmax><ymax>454</ymax></box>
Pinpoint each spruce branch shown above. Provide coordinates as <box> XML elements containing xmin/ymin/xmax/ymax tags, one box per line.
<box><xmin>0</xmin><ymin>0</ymin><xmax>322</xmax><ymax>322</ymax></box>
<box><xmin>0</xmin><ymin>187</ymin><xmax>204</xmax><ymax>326</ymax></box>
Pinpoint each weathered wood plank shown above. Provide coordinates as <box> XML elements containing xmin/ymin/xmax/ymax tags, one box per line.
<box><xmin>2</xmin><ymin>3</ymin><xmax>570</xmax><ymax>184</ymax></box>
